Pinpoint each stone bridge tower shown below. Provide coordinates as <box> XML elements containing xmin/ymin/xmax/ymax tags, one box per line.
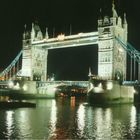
<box><xmin>98</xmin><ymin>2</ymin><xmax>127</xmax><ymax>81</ymax></box>
<box><xmin>21</xmin><ymin>23</ymin><xmax>48</xmax><ymax>81</ymax></box>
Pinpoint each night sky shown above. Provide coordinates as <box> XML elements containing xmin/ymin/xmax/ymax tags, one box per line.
<box><xmin>0</xmin><ymin>0</ymin><xmax>140</xmax><ymax>80</ymax></box>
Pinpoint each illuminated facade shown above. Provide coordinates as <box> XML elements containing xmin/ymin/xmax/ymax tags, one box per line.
<box><xmin>21</xmin><ymin>2</ymin><xmax>127</xmax><ymax>81</ymax></box>
<box><xmin>21</xmin><ymin>24</ymin><xmax>48</xmax><ymax>81</ymax></box>
<box><xmin>98</xmin><ymin>2</ymin><xmax>127</xmax><ymax>80</ymax></box>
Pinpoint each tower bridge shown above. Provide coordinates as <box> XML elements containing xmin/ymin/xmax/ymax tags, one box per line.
<box><xmin>0</xmin><ymin>2</ymin><xmax>140</xmax><ymax>99</ymax></box>
<box><xmin>20</xmin><ymin>2</ymin><xmax>128</xmax><ymax>82</ymax></box>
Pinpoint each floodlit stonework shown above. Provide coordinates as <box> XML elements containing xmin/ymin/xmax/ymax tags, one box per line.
<box><xmin>21</xmin><ymin>24</ymin><xmax>48</xmax><ymax>81</ymax></box>
<box><xmin>98</xmin><ymin>2</ymin><xmax>127</xmax><ymax>80</ymax></box>
<box><xmin>21</xmin><ymin>2</ymin><xmax>127</xmax><ymax>82</ymax></box>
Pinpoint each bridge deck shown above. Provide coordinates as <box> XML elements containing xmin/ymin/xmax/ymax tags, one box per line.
<box><xmin>32</xmin><ymin>32</ymin><xmax>98</xmax><ymax>49</ymax></box>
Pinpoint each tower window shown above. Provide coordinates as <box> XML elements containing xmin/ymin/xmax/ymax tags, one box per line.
<box><xmin>103</xmin><ymin>28</ymin><xmax>110</xmax><ymax>33</ymax></box>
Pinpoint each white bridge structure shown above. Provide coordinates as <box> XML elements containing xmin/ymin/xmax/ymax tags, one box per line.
<box><xmin>0</xmin><ymin>2</ymin><xmax>140</xmax><ymax>88</ymax></box>
<box><xmin>20</xmin><ymin>2</ymin><xmax>128</xmax><ymax>82</ymax></box>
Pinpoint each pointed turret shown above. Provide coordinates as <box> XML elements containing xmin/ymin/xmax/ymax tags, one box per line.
<box><xmin>110</xmin><ymin>0</ymin><xmax>118</xmax><ymax>26</ymax></box>
<box><xmin>123</xmin><ymin>13</ymin><xmax>128</xmax><ymax>43</ymax></box>
<box><xmin>98</xmin><ymin>8</ymin><xmax>103</xmax><ymax>27</ymax></box>
<box><xmin>37</xmin><ymin>31</ymin><xmax>43</xmax><ymax>40</ymax></box>
<box><xmin>31</xmin><ymin>22</ymin><xmax>43</xmax><ymax>41</ymax></box>
<box><xmin>112</xmin><ymin>0</ymin><xmax>118</xmax><ymax>18</ymax></box>
<box><xmin>117</xmin><ymin>17</ymin><xmax>122</xmax><ymax>27</ymax></box>
<box><xmin>22</xmin><ymin>24</ymin><xmax>31</xmax><ymax>46</ymax></box>
<box><xmin>123</xmin><ymin>13</ymin><xmax>127</xmax><ymax>32</ymax></box>
<box><xmin>88</xmin><ymin>67</ymin><xmax>93</xmax><ymax>77</ymax></box>
<box><xmin>23</xmin><ymin>24</ymin><xmax>26</xmax><ymax>40</ymax></box>
<box><xmin>31</xmin><ymin>23</ymin><xmax>35</xmax><ymax>42</ymax></box>
<box><xmin>98</xmin><ymin>8</ymin><xmax>102</xmax><ymax>20</ymax></box>
<box><xmin>45</xmin><ymin>27</ymin><xmax>49</xmax><ymax>39</ymax></box>
<box><xmin>123</xmin><ymin>13</ymin><xmax>127</xmax><ymax>24</ymax></box>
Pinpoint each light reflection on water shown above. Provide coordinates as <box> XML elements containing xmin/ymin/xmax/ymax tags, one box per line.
<box><xmin>0</xmin><ymin>98</ymin><xmax>140</xmax><ymax>139</ymax></box>
<box><xmin>6</xmin><ymin>111</ymin><xmax>14</xmax><ymax>138</ymax></box>
<box><xmin>77</xmin><ymin>103</ymin><xmax>85</xmax><ymax>136</ymax></box>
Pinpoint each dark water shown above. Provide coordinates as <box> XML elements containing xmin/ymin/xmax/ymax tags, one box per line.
<box><xmin>0</xmin><ymin>97</ymin><xmax>140</xmax><ymax>139</ymax></box>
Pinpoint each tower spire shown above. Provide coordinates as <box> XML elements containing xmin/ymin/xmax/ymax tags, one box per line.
<box><xmin>22</xmin><ymin>24</ymin><xmax>27</xmax><ymax>40</ymax></box>
<box><xmin>88</xmin><ymin>67</ymin><xmax>93</xmax><ymax>77</ymax></box>
<box><xmin>45</xmin><ymin>27</ymin><xmax>49</xmax><ymax>39</ymax></box>
<box><xmin>31</xmin><ymin>23</ymin><xmax>35</xmax><ymax>42</ymax></box>
<box><xmin>112</xmin><ymin>0</ymin><xmax>118</xmax><ymax>18</ymax></box>
<box><xmin>123</xmin><ymin>13</ymin><xmax>127</xmax><ymax>24</ymax></box>
<box><xmin>99</xmin><ymin>8</ymin><xmax>102</xmax><ymax>19</ymax></box>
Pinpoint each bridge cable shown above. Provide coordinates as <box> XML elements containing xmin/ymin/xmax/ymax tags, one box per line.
<box><xmin>115</xmin><ymin>37</ymin><xmax>140</xmax><ymax>80</ymax></box>
<box><xmin>0</xmin><ymin>50</ymin><xmax>23</xmax><ymax>78</ymax></box>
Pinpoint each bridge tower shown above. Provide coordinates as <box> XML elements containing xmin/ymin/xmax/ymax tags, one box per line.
<box><xmin>98</xmin><ymin>2</ymin><xmax>127</xmax><ymax>81</ymax></box>
<box><xmin>21</xmin><ymin>23</ymin><xmax>48</xmax><ymax>81</ymax></box>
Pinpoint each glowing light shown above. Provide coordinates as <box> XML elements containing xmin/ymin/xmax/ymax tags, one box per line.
<box><xmin>8</xmin><ymin>81</ymin><xmax>14</xmax><ymax>88</ymax></box>
<box><xmin>23</xmin><ymin>84</ymin><xmax>28</xmax><ymax>91</ymax></box>
<box><xmin>133</xmin><ymin>87</ymin><xmax>136</xmax><ymax>94</ymax></box>
<box><xmin>94</xmin><ymin>87</ymin><xmax>103</xmax><ymax>93</ymax></box>
<box><xmin>130</xmin><ymin>106</ymin><xmax>136</xmax><ymax>133</ymax></box>
<box><xmin>71</xmin><ymin>96</ymin><xmax>75</xmax><ymax>107</ymax></box>
<box><xmin>107</xmin><ymin>82</ymin><xmax>113</xmax><ymax>90</ymax></box>
<box><xmin>78</xmin><ymin>33</ymin><xmax>83</xmax><ymax>36</ymax></box>
<box><xmin>38</xmin><ymin>85</ymin><xmax>56</xmax><ymax>97</ymax></box>
<box><xmin>95</xmin><ymin>108</ymin><xmax>103</xmax><ymax>134</ymax></box>
<box><xmin>17</xmin><ymin>110</ymin><xmax>32</xmax><ymax>136</ymax></box>
<box><xmin>50</xmin><ymin>77</ymin><xmax>54</xmax><ymax>81</ymax></box>
<box><xmin>57</xmin><ymin>34</ymin><xmax>65</xmax><ymax>41</ymax></box>
<box><xmin>98</xmin><ymin>83</ymin><xmax>102</xmax><ymax>88</ymax></box>
<box><xmin>53</xmin><ymin>87</ymin><xmax>57</xmax><ymax>92</ymax></box>
<box><xmin>49</xmin><ymin>100</ymin><xmax>57</xmax><ymax>138</ymax></box>
<box><xmin>119</xmin><ymin>48</ymin><xmax>123</xmax><ymax>52</ymax></box>
<box><xmin>50</xmin><ymin>100</ymin><xmax>57</xmax><ymax>124</ymax></box>
<box><xmin>93</xmin><ymin>83</ymin><xmax>103</xmax><ymax>93</ymax></box>
<box><xmin>13</xmin><ymin>82</ymin><xmax>20</xmax><ymax>90</ymax></box>
<box><xmin>77</xmin><ymin>104</ymin><xmax>85</xmax><ymax>136</ymax></box>
<box><xmin>94</xmin><ymin>108</ymin><xmax>112</xmax><ymax>139</ymax></box>
<box><xmin>6</xmin><ymin>111</ymin><xmax>14</xmax><ymax>137</ymax></box>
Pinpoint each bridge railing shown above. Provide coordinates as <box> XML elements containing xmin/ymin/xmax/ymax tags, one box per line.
<box><xmin>122</xmin><ymin>80</ymin><xmax>140</xmax><ymax>86</ymax></box>
<box><xmin>36</xmin><ymin>81</ymin><xmax>89</xmax><ymax>88</ymax></box>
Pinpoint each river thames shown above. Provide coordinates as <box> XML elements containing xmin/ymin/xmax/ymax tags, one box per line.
<box><xmin>0</xmin><ymin>97</ymin><xmax>140</xmax><ymax>139</ymax></box>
